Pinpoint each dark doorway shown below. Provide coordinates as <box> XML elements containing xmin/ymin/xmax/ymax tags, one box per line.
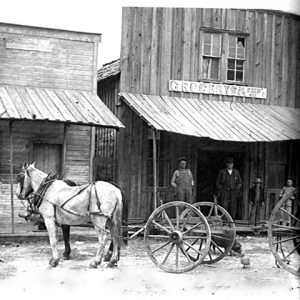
<box><xmin>197</xmin><ymin>150</ymin><xmax>245</xmax><ymax>219</ymax></box>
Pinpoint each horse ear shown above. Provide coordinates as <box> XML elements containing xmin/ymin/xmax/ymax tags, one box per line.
<box><xmin>31</xmin><ymin>162</ymin><xmax>36</xmax><ymax>168</ymax></box>
<box><xmin>22</xmin><ymin>161</ymin><xmax>28</xmax><ymax>169</ymax></box>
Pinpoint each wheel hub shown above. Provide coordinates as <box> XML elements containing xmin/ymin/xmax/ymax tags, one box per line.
<box><xmin>169</xmin><ymin>230</ymin><xmax>183</xmax><ymax>244</ymax></box>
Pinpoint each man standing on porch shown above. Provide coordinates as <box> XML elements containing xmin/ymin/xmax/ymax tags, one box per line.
<box><xmin>216</xmin><ymin>157</ymin><xmax>242</xmax><ymax>219</ymax></box>
<box><xmin>171</xmin><ymin>157</ymin><xmax>194</xmax><ymax>204</ymax></box>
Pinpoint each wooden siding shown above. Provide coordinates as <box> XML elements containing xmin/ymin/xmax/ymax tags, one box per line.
<box><xmin>120</xmin><ymin>7</ymin><xmax>300</xmax><ymax>108</ymax></box>
<box><xmin>98</xmin><ymin>76</ymin><xmax>120</xmax><ymax>114</ymax></box>
<box><xmin>0</xmin><ymin>120</ymin><xmax>91</xmax><ymax>233</ymax></box>
<box><xmin>0</xmin><ymin>26</ymin><xmax>96</xmax><ymax>91</ymax></box>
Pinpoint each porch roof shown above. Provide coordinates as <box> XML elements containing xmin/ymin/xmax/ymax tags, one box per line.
<box><xmin>119</xmin><ymin>93</ymin><xmax>300</xmax><ymax>142</ymax></box>
<box><xmin>0</xmin><ymin>85</ymin><xmax>124</xmax><ymax>128</ymax></box>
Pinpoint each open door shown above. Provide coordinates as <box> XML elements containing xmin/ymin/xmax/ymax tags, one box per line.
<box><xmin>197</xmin><ymin>150</ymin><xmax>245</xmax><ymax>219</ymax></box>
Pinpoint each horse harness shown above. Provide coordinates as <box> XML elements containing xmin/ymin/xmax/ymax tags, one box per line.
<box><xmin>26</xmin><ymin>172</ymin><xmax>105</xmax><ymax>219</ymax></box>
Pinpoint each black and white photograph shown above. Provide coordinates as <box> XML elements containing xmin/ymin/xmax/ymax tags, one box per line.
<box><xmin>0</xmin><ymin>0</ymin><xmax>299</xmax><ymax>298</ymax></box>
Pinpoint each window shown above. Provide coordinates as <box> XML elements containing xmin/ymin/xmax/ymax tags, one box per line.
<box><xmin>201</xmin><ymin>31</ymin><xmax>247</xmax><ymax>83</ymax></box>
<box><xmin>227</xmin><ymin>36</ymin><xmax>246</xmax><ymax>82</ymax></box>
<box><xmin>202</xmin><ymin>33</ymin><xmax>221</xmax><ymax>80</ymax></box>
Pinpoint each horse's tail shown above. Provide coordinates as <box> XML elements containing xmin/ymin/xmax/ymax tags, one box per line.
<box><xmin>112</xmin><ymin>190</ymin><xmax>123</xmax><ymax>248</ymax></box>
<box><xmin>110</xmin><ymin>182</ymin><xmax>128</xmax><ymax>246</ymax></box>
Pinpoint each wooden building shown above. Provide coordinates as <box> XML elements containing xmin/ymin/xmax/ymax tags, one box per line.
<box><xmin>0</xmin><ymin>23</ymin><xmax>123</xmax><ymax>233</ymax></box>
<box><xmin>98</xmin><ymin>7</ymin><xmax>300</xmax><ymax>223</ymax></box>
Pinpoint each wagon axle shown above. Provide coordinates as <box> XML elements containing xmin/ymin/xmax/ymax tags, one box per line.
<box><xmin>169</xmin><ymin>231</ymin><xmax>184</xmax><ymax>244</ymax></box>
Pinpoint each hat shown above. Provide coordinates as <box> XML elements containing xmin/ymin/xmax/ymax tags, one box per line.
<box><xmin>253</xmin><ymin>178</ymin><xmax>262</xmax><ymax>184</ymax></box>
<box><xmin>225</xmin><ymin>157</ymin><xmax>234</xmax><ymax>164</ymax></box>
<box><xmin>178</xmin><ymin>156</ymin><xmax>187</xmax><ymax>163</ymax></box>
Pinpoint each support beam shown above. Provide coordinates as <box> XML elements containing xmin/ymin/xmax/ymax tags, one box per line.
<box><xmin>89</xmin><ymin>126</ymin><xmax>96</xmax><ymax>181</ymax></box>
<box><xmin>9</xmin><ymin>120</ymin><xmax>14</xmax><ymax>234</ymax></box>
<box><xmin>152</xmin><ymin>129</ymin><xmax>158</xmax><ymax>210</ymax></box>
<box><xmin>62</xmin><ymin>123</ymin><xmax>67</xmax><ymax>172</ymax></box>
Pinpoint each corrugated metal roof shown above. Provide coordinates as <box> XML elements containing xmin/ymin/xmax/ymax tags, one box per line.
<box><xmin>119</xmin><ymin>93</ymin><xmax>300</xmax><ymax>142</ymax></box>
<box><xmin>0</xmin><ymin>85</ymin><xmax>124</xmax><ymax>128</ymax></box>
<box><xmin>98</xmin><ymin>59</ymin><xmax>120</xmax><ymax>81</ymax></box>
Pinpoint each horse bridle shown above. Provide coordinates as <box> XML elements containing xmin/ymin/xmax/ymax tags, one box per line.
<box><xmin>17</xmin><ymin>167</ymin><xmax>34</xmax><ymax>200</ymax></box>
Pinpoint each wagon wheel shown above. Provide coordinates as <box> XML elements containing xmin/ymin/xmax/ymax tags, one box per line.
<box><xmin>181</xmin><ymin>201</ymin><xmax>236</xmax><ymax>264</ymax></box>
<box><xmin>268</xmin><ymin>188</ymin><xmax>300</xmax><ymax>277</ymax></box>
<box><xmin>144</xmin><ymin>201</ymin><xmax>211</xmax><ymax>273</ymax></box>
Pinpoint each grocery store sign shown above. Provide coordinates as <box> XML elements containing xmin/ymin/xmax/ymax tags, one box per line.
<box><xmin>169</xmin><ymin>80</ymin><xmax>267</xmax><ymax>99</ymax></box>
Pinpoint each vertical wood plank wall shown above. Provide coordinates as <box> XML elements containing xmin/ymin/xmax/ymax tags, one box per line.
<box><xmin>120</xmin><ymin>7</ymin><xmax>300</xmax><ymax>107</ymax></box>
<box><xmin>0</xmin><ymin>120</ymin><xmax>91</xmax><ymax>232</ymax></box>
<box><xmin>101</xmin><ymin>8</ymin><xmax>300</xmax><ymax>220</ymax></box>
<box><xmin>0</xmin><ymin>24</ymin><xmax>100</xmax><ymax>92</ymax></box>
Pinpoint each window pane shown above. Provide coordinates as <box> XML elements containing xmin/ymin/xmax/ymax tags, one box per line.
<box><xmin>204</xmin><ymin>32</ymin><xmax>211</xmax><ymax>44</ymax></box>
<box><xmin>202</xmin><ymin>57</ymin><xmax>219</xmax><ymax>79</ymax></box>
<box><xmin>203</xmin><ymin>44</ymin><xmax>212</xmax><ymax>56</ymax></box>
<box><xmin>237</xmin><ymin>36</ymin><xmax>245</xmax><ymax>47</ymax></box>
<box><xmin>227</xmin><ymin>70</ymin><xmax>235</xmax><ymax>81</ymax></box>
<box><xmin>212</xmin><ymin>45</ymin><xmax>221</xmax><ymax>57</ymax></box>
<box><xmin>228</xmin><ymin>35</ymin><xmax>236</xmax><ymax>47</ymax></box>
<box><xmin>212</xmin><ymin>34</ymin><xmax>221</xmax><ymax>47</ymax></box>
<box><xmin>236</xmin><ymin>60</ymin><xmax>244</xmax><ymax>71</ymax></box>
<box><xmin>237</xmin><ymin>48</ymin><xmax>245</xmax><ymax>59</ymax></box>
<box><xmin>210</xmin><ymin>58</ymin><xmax>219</xmax><ymax>79</ymax></box>
<box><xmin>228</xmin><ymin>46</ymin><xmax>236</xmax><ymax>58</ymax></box>
<box><xmin>236</xmin><ymin>71</ymin><xmax>243</xmax><ymax>81</ymax></box>
<box><xmin>202</xmin><ymin>57</ymin><xmax>210</xmax><ymax>78</ymax></box>
<box><xmin>212</xmin><ymin>34</ymin><xmax>221</xmax><ymax>56</ymax></box>
<box><xmin>228</xmin><ymin>59</ymin><xmax>235</xmax><ymax>70</ymax></box>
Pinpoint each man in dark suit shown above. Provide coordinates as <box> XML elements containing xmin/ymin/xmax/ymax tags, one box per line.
<box><xmin>216</xmin><ymin>157</ymin><xmax>242</xmax><ymax>219</ymax></box>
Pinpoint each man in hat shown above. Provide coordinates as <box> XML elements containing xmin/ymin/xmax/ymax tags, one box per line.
<box><xmin>249</xmin><ymin>178</ymin><xmax>265</xmax><ymax>225</ymax></box>
<box><xmin>216</xmin><ymin>157</ymin><xmax>242</xmax><ymax>219</ymax></box>
<box><xmin>171</xmin><ymin>157</ymin><xmax>194</xmax><ymax>204</ymax></box>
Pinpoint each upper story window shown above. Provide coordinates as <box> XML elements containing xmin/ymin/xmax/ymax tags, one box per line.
<box><xmin>201</xmin><ymin>30</ymin><xmax>247</xmax><ymax>83</ymax></box>
<box><xmin>202</xmin><ymin>33</ymin><xmax>222</xmax><ymax>80</ymax></box>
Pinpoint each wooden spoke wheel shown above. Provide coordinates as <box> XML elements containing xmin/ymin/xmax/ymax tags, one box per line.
<box><xmin>181</xmin><ymin>201</ymin><xmax>236</xmax><ymax>264</ymax></box>
<box><xmin>268</xmin><ymin>188</ymin><xmax>300</xmax><ymax>277</ymax></box>
<box><xmin>144</xmin><ymin>201</ymin><xmax>211</xmax><ymax>273</ymax></box>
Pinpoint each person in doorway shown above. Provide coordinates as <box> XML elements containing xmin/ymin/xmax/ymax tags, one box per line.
<box><xmin>279</xmin><ymin>178</ymin><xmax>296</xmax><ymax>225</ymax></box>
<box><xmin>249</xmin><ymin>178</ymin><xmax>265</xmax><ymax>225</ymax></box>
<box><xmin>171</xmin><ymin>157</ymin><xmax>194</xmax><ymax>204</ymax></box>
<box><xmin>216</xmin><ymin>157</ymin><xmax>242</xmax><ymax>219</ymax></box>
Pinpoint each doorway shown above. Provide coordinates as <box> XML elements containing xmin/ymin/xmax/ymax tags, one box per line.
<box><xmin>33</xmin><ymin>143</ymin><xmax>62</xmax><ymax>174</ymax></box>
<box><xmin>197</xmin><ymin>149</ymin><xmax>245</xmax><ymax>219</ymax></box>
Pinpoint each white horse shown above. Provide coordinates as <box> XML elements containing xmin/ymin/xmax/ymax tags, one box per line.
<box><xmin>16</xmin><ymin>162</ymin><xmax>124</xmax><ymax>268</ymax></box>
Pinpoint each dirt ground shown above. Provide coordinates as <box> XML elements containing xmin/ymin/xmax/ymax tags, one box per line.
<box><xmin>0</xmin><ymin>233</ymin><xmax>299</xmax><ymax>300</ymax></box>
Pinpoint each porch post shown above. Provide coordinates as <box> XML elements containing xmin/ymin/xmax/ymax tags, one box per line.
<box><xmin>89</xmin><ymin>126</ymin><xmax>95</xmax><ymax>181</ymax></box>
<box><xmin>62</xmin><ymin>123</ymin><xmax>67</xmax><ymax>172</ymax></box>
<box><xmin>9</xmin><ymin>120</ymin><xmax>14</xmax><ymax>234</ymax></box>
<box><xmin>152</xmin><ymin>128</ymin><xmax>157</xmax><ymax>210</ymax></box>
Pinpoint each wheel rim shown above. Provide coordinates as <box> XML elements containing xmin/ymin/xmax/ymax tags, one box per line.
<box><xmin>144</xmin><ymin>201</ymin><xmax>211</xmax><ymax>273</ymax></box>
<box><xmin>181</xmin><ymin>201</ymin><xmax>236</xmax><ymax>264</ymax></box>
<box><xmin>268</xmin><ymin>189</ymin><xmax>300</xmax><ymax>277</ymax></box>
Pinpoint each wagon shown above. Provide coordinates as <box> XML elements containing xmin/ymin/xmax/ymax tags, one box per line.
<box><xmin>20</xmin><ymin>184</ymin><xmax>299</xmax><ymax>275</ymax></box>
<box><xmin>138</xmin><ymin>189</ymin><xmax>299</xmax><ymax>275</ymax></box>
<box><xmin>268</xmin><ymin>188</ymin><xmax>300</xmax><ymax>277</ymax></box>
<box><xmin>141</xmin><ymin>197</ymin><xmax>237</xmax><ymax>273</ymax></box>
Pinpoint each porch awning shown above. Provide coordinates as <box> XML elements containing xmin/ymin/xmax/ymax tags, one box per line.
<box><xmin>119</xmin><ymin>93</ymin><xmax>300</xmax><ymax>142</ymax></box>
<box><xmin>0</xmin><ymin>85</ymin><xmax>124</xmax><ymax>128</ymax></box>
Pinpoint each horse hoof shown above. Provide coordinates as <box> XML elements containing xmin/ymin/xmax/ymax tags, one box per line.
<box><xmin>49</xmin><ymin>258</ymin><xmax>59</xmax><ymax>267</ymax></box>
<box><xmin>104</xmin><ymin>252</ymin><xmax>112</xmax><ymax>262</ymax></box>
<box><xmin>89</xmin><ymin>261</ymin><xmax>99</xmax><ymax>269</ymax></box>
<box><xmin>106</xmin><ymin>262</ymin><xmax>118</xmax><ymax>268</ymax></box>
<box><xmin>63</xmin><ymin>253</ymin><xmax>71</xmax><ymax>260</ymax></box>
